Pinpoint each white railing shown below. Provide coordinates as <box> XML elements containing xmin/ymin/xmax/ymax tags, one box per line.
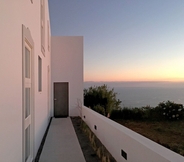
<box><xmin>82</xmin><ymin>106</ymin><xmax>184</xmax><ymax>162</ymax></box>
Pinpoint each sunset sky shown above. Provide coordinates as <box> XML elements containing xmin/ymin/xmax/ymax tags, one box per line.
<box><xmin>49</xmin><ymin>0</ymin><xmax>184</xmax><ymax>82</ymax></box>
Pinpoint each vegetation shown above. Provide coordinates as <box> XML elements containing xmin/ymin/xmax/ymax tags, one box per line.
<box><xmin>110</xmin><ymin>101</ymin><xmax>184</xmax><ymax>121</ymax></box>
<box><xmin>114</xmin><ymin>120</ymin><xmax>184</xmax><ymax>156</ymax></box>
<box><xmin>157</xmin><ymin>101</ymin><xmax>184</xmax><ymax>120</ymax></box>
<box><xmin>84</xmin><ymin>87</ymin><xmax>184</xmax><ymax>156</ymax></box>
<box><xmin>109</xmin><ymin>101</ymin><xmax>184</xmax><ymax>156</ymax></box>
<box><xmin>84</xmin><ymin>84</ymin><xmax>121</xmax><ymax>116</ymax></box>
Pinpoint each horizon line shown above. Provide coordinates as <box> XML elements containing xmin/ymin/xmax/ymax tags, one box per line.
<box><xmin>84</xmin><ymin>80</ymin><xmax>184</xmax><ymax>83</ymax></box>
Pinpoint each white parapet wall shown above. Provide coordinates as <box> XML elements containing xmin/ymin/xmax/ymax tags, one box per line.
<box><xmin>82</xmin><ymin>106</ymin><xmax>184</xmax><ymax>162</ymax></box>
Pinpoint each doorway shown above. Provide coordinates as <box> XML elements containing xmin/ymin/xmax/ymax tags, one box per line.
<box><xmin>54</xmin><ymin>82</ymin><xmax>69</xmax><ymax>117</ymax></box>
<box><xmin>22</xmin><ymin>25</ymin><xmax>34</xmax><ymax>162</ymax></box>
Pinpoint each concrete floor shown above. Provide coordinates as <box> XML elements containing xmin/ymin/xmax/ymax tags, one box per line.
<box><xmin>39</xmin><ymin>118</ymin><xmax>86</xmax><ymax>162</ymax></box>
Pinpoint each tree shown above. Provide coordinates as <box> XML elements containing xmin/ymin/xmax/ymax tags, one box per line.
<box><xmin>84</xmin><ymin>84</ymin><xmax>121</xmax><ymax>116</ymax></box>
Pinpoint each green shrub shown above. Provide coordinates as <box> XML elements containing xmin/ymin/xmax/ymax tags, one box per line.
<box><xmin>110</xmin><ymin>108</ymin><xmax>144</xmax><ymax>120</ymax></box>
<box><xmin>156</xmin><ymin>101</ymin><xmax>184</xmax><ymax>121</ymax></box>
<box><xmin>141</xmin><ymin>106</ymin><xmax>163</xmax><ymax>121</ymax></box>
<box><xmin>131</xmin><ymin>108</ymin><xmax>144</xmax><ymax>120</ymax></box>
<box><xmin>110</xmin><ymin>109</ymin><xmax>123</xmax><ymax>119</ymax></box>
<box><xmin>84</xmin><ymin>85</ymin><xmax>121</xmax><ymax>116</ymax></box>
<box><xmin>93</xmin><ymin>105</ymin><xmax>106</xmax><ymax>116</ymax></box>
<box><xmin>110</xmin><ymin>101</ymin><xmax>184</xmax><ymax>121</ymax></box>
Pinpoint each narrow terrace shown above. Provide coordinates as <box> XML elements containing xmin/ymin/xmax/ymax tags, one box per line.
<box><xmin>38</xmin><ymin>118</ymin><xmax>85</xmax><ymax>162</ymax></box>
<box><xmin>36</xmin><ymin>117</ymin><xmax>100</xmax><ymax>162</ymax></box>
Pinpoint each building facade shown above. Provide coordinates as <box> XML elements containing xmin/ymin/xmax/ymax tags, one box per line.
<box><xmin>51</xmin><ymin>36</ymin><xmax>83</xmax><ymax>117</ymax></box>
<box><xmin>0</xmin><ymin>1</ymin><xmax>83</xmax><ymax>162</ymax></box>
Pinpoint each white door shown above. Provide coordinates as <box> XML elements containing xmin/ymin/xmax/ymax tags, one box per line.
<box><xmin>24</xmin><ymin>44</ymin><xmax>33</xmax><ymax>162</ymax></box>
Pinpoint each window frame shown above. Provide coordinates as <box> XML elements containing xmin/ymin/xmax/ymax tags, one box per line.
<box><xmin>22</xmin><ymin>24</ymin><xmax>34</xmax><ymax>162</ymax></box>
<box><xmin>40</xmin><ymin>0</ymin><xmax>45</xmax><ymax>56</ymax></box>
<box><xmin>38</xmin><ymin>56</ymin><xmax>42</xmax><ymax>92</ymax></box>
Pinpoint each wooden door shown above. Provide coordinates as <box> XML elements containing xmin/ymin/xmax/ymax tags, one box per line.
<box><xmin>54</xmin><ymin>82</ymin><xmax>69</xmax><ymax>117</ymax></box>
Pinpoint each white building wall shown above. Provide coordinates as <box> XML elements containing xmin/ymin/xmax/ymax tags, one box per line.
<box><xmin>51</xmin><ymin>36</ymin><xmax>83</xmax><ymax>117</ymax></box>
<box><xmin>0</xmin><ymin>1</ymin><xmax>51</xmax><ymax>161</ymax></box>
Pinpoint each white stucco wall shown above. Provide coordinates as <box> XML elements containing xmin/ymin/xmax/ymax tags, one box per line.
<box><xmin>51</xmin><ymin>36</ymin><xmax>83</xmax><ymax>116</ymax></box>
<box><xmin>0</xmin><ymin>1</ymin><xmax>51</xmax><ymax>161</ymax></box>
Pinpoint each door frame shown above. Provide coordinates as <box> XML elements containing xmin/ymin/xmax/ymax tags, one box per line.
<box><xmin>54</xmin><ymin>82</ymin><xmax>69</xmax><ymax>117</ymax></box>
<box><xmin>47</xmin><ymin>65</ymin><xmax>50</xmax><ymax>122</ymax></box>
<box><xmin>22</xmin><ymin>25</ymin><xmax>35</xmax><ymax>162</ymax></box>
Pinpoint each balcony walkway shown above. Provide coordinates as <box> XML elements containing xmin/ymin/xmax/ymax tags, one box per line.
<box><xmin>39</xmin><ymin>117</ymin><xmax>86</xmax><ymax>162</ymax></box>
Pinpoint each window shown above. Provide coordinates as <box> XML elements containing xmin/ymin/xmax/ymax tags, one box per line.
<box><xmin>38</xmin><ymin>56</ymin><xmax>42</xmax><ymax>91</ymax></box>
<box><xmin>47</xmin><ymin>20</ymin><xmax>50</xmax><ymax>51</ymax></box>
<box><xmin>25</xmin><ymin>126</ymin><xmax>30</xmax><ymax>161</ymax></box>
<box><xmin>25</xmin><ymin>88</ymin><xmax>30</xmax><ymax>118</ymax></box>
<box><xmin>25</xmin><ymin>47</ymin><xmax>31</xmax><ymax>78</ymax></box>
<box><xmin>41</xmin><ymin>0</ymin><xmax>45</xmax><ymax>55</ymax></box>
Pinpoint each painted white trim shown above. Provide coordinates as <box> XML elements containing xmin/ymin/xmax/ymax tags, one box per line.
<box><xmin>47</xmin><ymin>65</ymin><xmax>50</xmax><ymax>122</ymax></box>
<box><xmin>40</xmin><ymin>0</ymin><xmax>45</xmax><ymax>56</ymax></box>
<box><xmin>47</xmin><ymin>21</ymin><xmax>50</xmax><ymax>52</ymax></box>
<box><xmin>22</xmin><ymin>24</ymin><xmax>35</xmax><ymax>162</ymax></box>
<box><xmin>38</xmin><ymin>56</ymin><xmax>42</xmax><ymax>92</ymax></box>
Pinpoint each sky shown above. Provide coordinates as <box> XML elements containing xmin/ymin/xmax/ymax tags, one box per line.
<box><xmin>49</xmin><ymin>0</ymin><xmax>184</xmax><ymax>82</ymax></box>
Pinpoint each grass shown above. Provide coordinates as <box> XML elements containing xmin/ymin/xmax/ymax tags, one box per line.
<box><xmin>114</xmin><ymin>119</ymin><xmax>184</xmax><ymax>156</ymax></box>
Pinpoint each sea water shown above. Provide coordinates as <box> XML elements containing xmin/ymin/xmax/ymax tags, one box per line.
<box><xmin>84</xmin><ymin>82</ymin><xmax>184</xmax><ymax>108</ymax></box>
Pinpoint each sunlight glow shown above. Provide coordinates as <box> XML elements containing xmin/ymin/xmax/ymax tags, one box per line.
<box><xmin>84</xmin><ymin>57</ymin><xmax>184</xmax><ymax>82</ymax></box>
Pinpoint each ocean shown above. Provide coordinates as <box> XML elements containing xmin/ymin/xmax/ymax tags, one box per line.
<box><xmin>84</xmin><ymin>81</ymin><xmax>184</xmax><ymax>108</ymax></box>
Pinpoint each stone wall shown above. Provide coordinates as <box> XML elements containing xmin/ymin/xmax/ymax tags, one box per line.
<box><xmin>81</xmin><ymin>120</ymin><xmax>116</xmax><ymax>162</ymax></box>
